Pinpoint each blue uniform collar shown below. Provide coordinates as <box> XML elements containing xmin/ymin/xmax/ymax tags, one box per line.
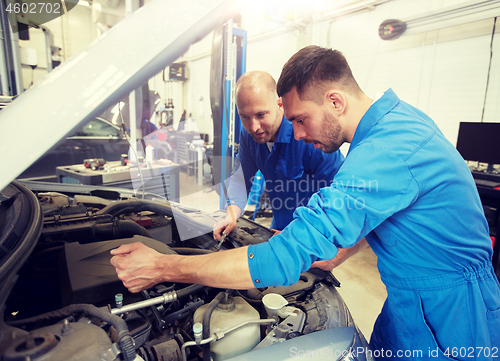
<box><xmin>275</xmin><ymin>116</ymin><xmax>293</xmax><ymax>144</ymax></box>
<box><xmin>349</xmin><ymin>88</ymin><xmax>400</xmax><ymax>154</ymax></box>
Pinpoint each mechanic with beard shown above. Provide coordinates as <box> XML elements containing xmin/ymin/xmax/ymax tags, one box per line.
<box><xmin>212</xmin><ymin>70</ymin><xmax>363</xmax><ymax>270</ymax></box>
<box><xmin>111</xmin><ymin>47</ymin><xmax>500</xmax><ymax>360</ymax></box>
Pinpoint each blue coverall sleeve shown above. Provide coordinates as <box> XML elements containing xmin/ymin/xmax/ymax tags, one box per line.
<box><xmin>247</xmin><ymin>147</ymin><xmax>420</xmax><ymax>287</ymax></box>
<box><xmin>226</xmin><ymin>132</ymin><xmax>258</xmax><ymax>212</ymax></box>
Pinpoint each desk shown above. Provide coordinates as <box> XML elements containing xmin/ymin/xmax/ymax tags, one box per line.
<box><xmin>56</xmin><ymin>161</ymin><xmax>180</xmax><ymax>200</ymax></box>
<box><xmin>473</xmin><ymin>173</ymin><xmax>500</xmax><ymax>279</ymax></box>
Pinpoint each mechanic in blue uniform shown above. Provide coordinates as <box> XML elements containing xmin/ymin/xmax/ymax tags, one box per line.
<box><xmin>212</xmin><ymin>71</ymin><xmax>353</xmax><ymax>268</ymax></box>
<box><xmin>111</xmin><ymin>47</ymin><xmax>500</xmax><ymax>360</ymax></box>
<box><xmin>256</xmin><ymin>46</ymin><xmax>498</xmax><ymax>359</ymax></box>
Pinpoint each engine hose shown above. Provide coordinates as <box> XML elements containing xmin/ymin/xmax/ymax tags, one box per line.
<box><xmin>176</xmin><ymin>284</ymin><xmax>207</xmax><ymax>298</ymax></box>
<box><xmin>94</xmin><ymin>199</ymin><xmax>201</xmax><ymax>234</ymax></box>
<box><xmin>245</xmin><ymin>288</ymin><xmax>265</xmax><ymax>301</ymax></box>
<box><xmin>96</xmin><ymin>199</ymin><xmax>174</xmax><ymax>218</ymax></box>
<box><xmin>94</xmin><ymin>199</ymin><xmax>216</xmax><ymax>247</ymax></box>
<box><xmin>6</xmin><ymin>304</ymin><xmax>136</xmax><ymax>361</ymax></box>
<box><xmin>202</xmin><ymin>292</ymin><xmax>226</xmax><ymax>361</ymax></box>
<box><xmin>94</xmin><ymin>220</ymin><xmax>153</xmax><ymax>240</ymax></box>
<box><xmin>235</xmin><ymin>290</ymin><xmax>263</xmax><ymax>304</ymax></box>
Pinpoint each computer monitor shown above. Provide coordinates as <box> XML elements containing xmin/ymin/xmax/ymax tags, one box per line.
<box><xmin>456</xmin><ymin>122</ymin><xmax>500</xmax><ymax>170</ymax></box>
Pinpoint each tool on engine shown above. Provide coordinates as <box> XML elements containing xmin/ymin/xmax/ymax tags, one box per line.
<box><xmin>215</xmin><ymin>232</ymin><xmax>227</xmax><ymax>251</ymax></box>
<box><xmin>83</xmin><ymin>158</ymin><xmax>106</xmax><ymax>170</ymax></box>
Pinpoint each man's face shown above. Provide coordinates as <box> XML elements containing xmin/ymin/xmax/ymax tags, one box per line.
<box><xmin>282</xmin><ymin>86</ymin><xmax>342</xmax><ymax>154</ymax></box>
<box><xmin>236</xmin><ymin>87</ymin><xmax>283</xmax><ymax>143</ymax></box>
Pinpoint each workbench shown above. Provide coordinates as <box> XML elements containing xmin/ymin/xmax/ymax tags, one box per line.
<box><xmin>56</xmin><ymin>161</ymin><xmax>180</xmax><ymax>201</ymax></box>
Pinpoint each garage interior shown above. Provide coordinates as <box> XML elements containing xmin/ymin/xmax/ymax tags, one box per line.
<box><xmin>1</xmin><ymin>0</ymin><xmax>499</xmax><ymax>356</ymax></box>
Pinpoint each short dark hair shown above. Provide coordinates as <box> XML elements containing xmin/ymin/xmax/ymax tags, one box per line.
<box><xmin>277</xmin><ymin>46</ymin><xmax>361</xmax><ymax>102</ymax></box>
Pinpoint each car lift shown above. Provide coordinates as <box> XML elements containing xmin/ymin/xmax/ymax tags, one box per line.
<box><xmin>212</xmin><ymin>19</ymin><xmax>271</xmax><ymax>220</ymax></box>
<box><xmin>211</xmin><ymin>19</ymin><xmax>247</xmax><ymax>210</ymax></box>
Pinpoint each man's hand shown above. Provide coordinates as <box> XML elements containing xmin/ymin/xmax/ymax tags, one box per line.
<box><xmin>213</xmin><ymin>218</ymin><xmax>237</xmax><ymax>241</ymax></box>
<box><xmin>110</xmin><ymin>242</ymin><xmax>167</xmax><ymax>293</ymax></box>
<box><xmin>110</xmin><ymin>242</ymin><xmax>255</xmax><ymax>292</ymax></box>
<box><xmin>270</xmin><ymin>229</ymin><xmax>281</xmax><ymax>236</ymax></box>
<box><xmin>213</xmin><ymin>205</ymin><xmax>242</xmax><ymax>241</ymax></box>
<box><xmin>310</xmin><ymin>238</ymin><xmax>369</xmax><ymax>271</ymax></box>
<box><xmin>311</xmin><ymin>257</ymin><xmax>344</xmax><ymax>271</ymax></box>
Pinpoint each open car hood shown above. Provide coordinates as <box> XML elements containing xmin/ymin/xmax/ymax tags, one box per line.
<box><xmin>0</xmin><ymin>0</ymin><xmax>240</xmax><ymax>190</ymax></box>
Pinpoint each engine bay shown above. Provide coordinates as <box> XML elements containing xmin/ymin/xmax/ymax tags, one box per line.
<box><xmin>0</xmin><ymin>182</ymin><xmax>371</xmax><ymax>361</ymax></box>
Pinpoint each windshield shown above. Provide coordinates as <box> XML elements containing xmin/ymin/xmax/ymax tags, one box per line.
<box><xmin>0</xmin><ymin>0</ymin><xmax>241</xmax><ymax>216</ymax></box>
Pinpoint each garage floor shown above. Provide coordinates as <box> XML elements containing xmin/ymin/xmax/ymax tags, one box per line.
<box><xmin>177</xmin><ymin>169</ymin><xmax>387</xmax><ymax>342</ymax></box>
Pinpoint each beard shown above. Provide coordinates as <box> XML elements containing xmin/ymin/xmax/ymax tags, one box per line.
<box><xmin>314</xmin><ymin>110</ymin><xmax>342</xmax><ymax>154</ymax></box>
<box><xmin>250</xmin><ymin>131</ymin><xmax>270</xmax><ymax>143</ymax></box>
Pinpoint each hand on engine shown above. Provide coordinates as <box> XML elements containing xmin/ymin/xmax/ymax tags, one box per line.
<box><xmin>213</xmin><ymin>205</ymin><xmax>241</xmax><ymax>241</ymax></box>
<box><xmin>310</xmin><ymin>238</ymin><xmax>369</xmax><ymax>271</ymax></box>
<box><xmin>213</xmin><ymin>218</ymin><xmax>237</xmax><ymax>241</ymax></box>
<box><xmin>270</xmin><ymin>229</ymin><xmax>281</xmax><ymax>236</ymax></box>
<box><xmin>110</xmin><ymin>242</ymin><xmax>165</xmax><ymax>293</ymax></box>
<box><xmin>311</xmin><ymin>258</ymin><xmax>340</xmax><ymax>271</ymax></box>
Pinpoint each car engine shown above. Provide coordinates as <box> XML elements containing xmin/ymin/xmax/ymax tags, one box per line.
<box><xmin>0</xmin><ymin>182</ymin><xmax>371</xmax><ymax>361</ymax></box>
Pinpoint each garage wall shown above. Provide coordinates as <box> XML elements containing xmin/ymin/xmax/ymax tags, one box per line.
<box><xmin>183</xmin><ymin>55</ymin><xmax>213</xmax><ymax>139</ymax></box>
<box><xmin>180</xmin><ymin>31</ymin><xmax>216</xmax><ymax>141</ymax></box>
<box><xmin>319</xmin><ymin>0</ymin><xmax>500</xmax><ymax>146</ymax></box>
<box><xmin>22</xmin><ymin>0</ymin><xmax>498</xmax><ymax>149</ymax></box>
<box><xmin>183</xmin><ymin>0</ymin><xmax>500</xmax><ymax>150</ymax></box>
<box><xmin>246</xmin><ymin>31</ymin><xmax>299</xmax><ymax>81</ymax></box>
<box><xmin>19</xmin><ymin>5</ymin><xmax>98</xmax><ymax>91</ymax></box>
